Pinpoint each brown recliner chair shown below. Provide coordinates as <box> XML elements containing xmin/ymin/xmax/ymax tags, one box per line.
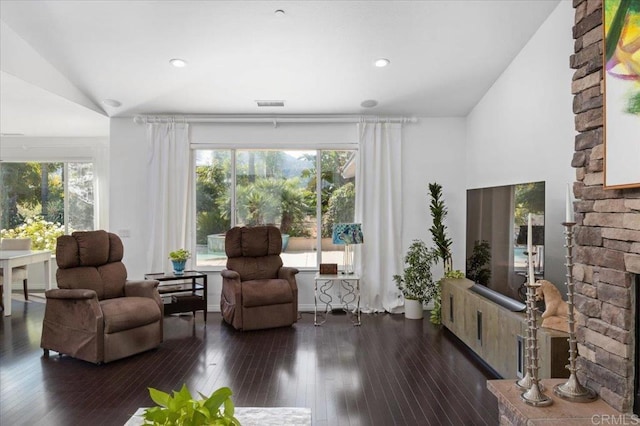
<box><xmin>221</xmin><ymin>226</ymin><xmax>299</xmax><ymax>331</ymax></box>
<box><xmin>41</xmin><ymin>230</ymin><xmax>163</xmax><ymax>364</ymax></box>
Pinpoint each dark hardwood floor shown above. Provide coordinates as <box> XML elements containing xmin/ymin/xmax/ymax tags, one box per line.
<box><xmin>1</xmin><ymin>296</ymin><xmax>499</xmax><ymax>426</ymax></box>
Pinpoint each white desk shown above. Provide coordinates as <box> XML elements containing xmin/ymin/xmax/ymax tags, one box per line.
<box><xmin>0</xmin><ymin>250</ymin><xmax>52</xmax><ymax>316</ymax></box>
<box><xmin>314</xmin><ymin>273</ymin><xmax>361</xmax><ymax>326</ymax></box>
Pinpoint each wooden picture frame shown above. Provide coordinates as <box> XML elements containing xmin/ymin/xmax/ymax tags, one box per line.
<box><xmin>319</xmin><ymin>263</ymin><xmax>338</xmax><ymax>275</ymax></box>
<box><xmin>603</xmin><ymin>0</ymin><xmax>640</xmax><ymax>189</ymax></box>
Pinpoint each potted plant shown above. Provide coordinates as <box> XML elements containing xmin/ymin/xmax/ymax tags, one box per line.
<box><xmin>428</xmin><ymin>182</ymin><xmax>452</xmax><ymax>270</ymax></box>
<box><xmin>433</xmin><ymin>269</ymin><xmax>465</xmax><ymax>323</ymax></box>
<box><xmin>169</xmin><ymin>249</ymin><xmax>191</xmax><ymax>276</ymax></box>
<box><xmin>142</xmin><ymin>384</ymin><xmax>240</xmax><ymax>425</ymax></box>
<box><xmin>428</xmin><ymin>182</ymin><xmax>453</xmax><ymax>325</ymax></box>
<box><xmin>393</xmin><ymin>240</ymin><xmax>439</xmax><ymax>319</ymax></box>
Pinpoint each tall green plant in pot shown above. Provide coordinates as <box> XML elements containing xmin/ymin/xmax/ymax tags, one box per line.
<box><xmin>428</xmin><ymin>182</ymin><xmax>453</xmax><ymax>325</ymax></box>
<box><xmin>393</xmin><ymin>240</ymin><xmax>439</xmax><ymax>319</ymax></box>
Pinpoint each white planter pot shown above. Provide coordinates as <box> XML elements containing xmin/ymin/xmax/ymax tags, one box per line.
<box><xmin>404</xmin><ymin>298</ymin><xmax>424</xmax><ymax>320</ymax></box>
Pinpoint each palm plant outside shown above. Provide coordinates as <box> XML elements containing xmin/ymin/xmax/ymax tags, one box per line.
<box><xmin>195</xmin><ymin>150</ymin><xmax>354</xmax><ymax>245</ymax></box>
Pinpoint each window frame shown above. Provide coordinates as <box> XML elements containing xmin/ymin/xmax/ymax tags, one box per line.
<box><xmin>0</xmin><ymin>160</ymin><xmax>97</xmax><ymax>237</ymax></box>
<box><xmin>63</xmin><ymin>161</ymin><xmax>98</xmax><ymax>233</ymax></box>
<box><xmin>191</xmin><ymin>145</ymin><xmax>358</xmax><ymax>272</ymax></box>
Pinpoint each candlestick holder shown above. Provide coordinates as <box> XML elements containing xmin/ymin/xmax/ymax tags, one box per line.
<box><xmin>553</xmin><ymin>221</ymin><xmax>597</xmax><ymax>402</ymax></box>
<box><xmin>520</xmin><ymin>279</ymin><xmax>552</xmax><ymax>406</ymax></box>
<box><xmin>515</xmin><ymin>268</ymin><xmax>541</xmax><ymax>391</ymax></box>
<box><xmin>515</xmin><ymin>342</ymin><xmax>534</xmax><ymax>391</ymax></box>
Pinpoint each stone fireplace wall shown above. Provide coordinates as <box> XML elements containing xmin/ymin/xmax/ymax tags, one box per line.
<box><xmin>571</xmin><ymin>0</ymin><xmax>640</xmax><ymax>412</ymax></box>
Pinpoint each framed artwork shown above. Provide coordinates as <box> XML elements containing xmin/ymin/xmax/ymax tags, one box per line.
<box><xmin>603</xmin><ymin>0</ymin><xmax>640</xmax><ymax>189</ymax></box>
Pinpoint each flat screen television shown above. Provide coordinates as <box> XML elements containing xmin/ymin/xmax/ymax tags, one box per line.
<box><xmin>466</xmin><ymin>181</ymin><xmax>545</xmax><ymax>302</ymax></box>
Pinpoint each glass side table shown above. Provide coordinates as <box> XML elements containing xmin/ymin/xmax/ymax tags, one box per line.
<box><xmin>144</xmin><ymin>270</ymin><xmax>208</xmax><ymax>323</ymax></box>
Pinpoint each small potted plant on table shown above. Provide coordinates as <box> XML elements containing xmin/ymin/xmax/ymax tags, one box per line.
<box><xmin>169</xmin><ymin>249</ymin><xmax>191</xmax><ymax>276</ymax></box>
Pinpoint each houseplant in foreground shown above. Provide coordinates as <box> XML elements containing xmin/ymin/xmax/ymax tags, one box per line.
<box><xmin>169</xmin><ymin>249</ymin><xmax>191</xmax><ymax>276</ymax></box>
<box><xmin>393</xmin><ymin>240</ymin><xmax>439</xmax><ymax>319</ymax></box>
<box><xmin>143</xmin><ymin>384</ymin><xmax>240</xmax><ymax>425</ymax></box>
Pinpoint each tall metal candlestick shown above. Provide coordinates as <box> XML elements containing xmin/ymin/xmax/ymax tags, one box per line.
<box><xmin>516</xmin><ymin>287</ymin><xmax>544</xmax><ymax>391</ymax></box>
<box><xmin>516</xmin><ymin>213</ymin><xmax>543</xmax><ymax>392</ymax></box>
<box><xmin>515</xmin><ymin>313</ymin><xmax>535</xmax><ymax>389</ymax></box>
<box><xmin>515</xmin><ymin>263</ymin><xmax>537</xmax><ymax>391</ymax></box>
<box><xmin>515</xmin><ymin>315</ymin><xmax>535</xmax><ymax>391</ymax></box>
<box><xmin>553</xmin><ymin>221</ymin><xmax>597</xmax><ymax>402</ymax></box>
<box><xmin>520</xmin><ymin>279</ymin><xmax>552</xmax><ymax>406</ymax></box>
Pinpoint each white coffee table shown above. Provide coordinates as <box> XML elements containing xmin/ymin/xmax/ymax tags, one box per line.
<box><xmin>125</xmin><ymin>406</ymin><xmax>312</xmax><ymax>425</ymax></box>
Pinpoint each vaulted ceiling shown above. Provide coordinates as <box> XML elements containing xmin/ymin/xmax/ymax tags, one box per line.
<box><xmin>0</xmin><ymin>0</ymin><xmax>561</xmax><ymax>137</ymax></box>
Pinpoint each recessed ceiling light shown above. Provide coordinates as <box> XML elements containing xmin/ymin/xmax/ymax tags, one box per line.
<box><xmin>374</xmin><ymin>58</ymin><xmax>390</xmax><ymax>68</ymax></box>
<box><xmin>103</xmin><ymin>99</ymin><xmax>122</xmax><ymax>107</ymax></box>
<box><xmin>274</xmin><ymin>9</ymin><xmax>285</xmax><ymax>17</ymax></box>
<box><xmin>360</xmin><ymin>99</ymin><xmax>378</xmax><ymax>108</ymax></box>
<box><xmin>169</xmin><ymin>58</ymin><xmax>188</xmax><ymax>68</ymax></box>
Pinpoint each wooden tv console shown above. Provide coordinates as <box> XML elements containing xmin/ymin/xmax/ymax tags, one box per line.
<box><xmin>441</xmin><ymin>278</ymin><xmax>569</xmax><ymax>379</ymax></box>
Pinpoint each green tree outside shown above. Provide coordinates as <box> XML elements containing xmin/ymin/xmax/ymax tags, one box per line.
<box><xmin>195</xmin><ymin>150</ymin><xmax>355</xmax><ymax>246</ymax></box>
<box><xmin>196</xmin><ymin>162</ymin><xmax>230</xmax><ymax>244</ymax></box>
<box><xmin>514</xmin><ymin>182</ymin><xmax>545</xmax><ymax>226</ymax></box>
<box><xmin>0</xmin><ymin>162</ymin><xmax>64</xmax><ymax>230</ymax></box>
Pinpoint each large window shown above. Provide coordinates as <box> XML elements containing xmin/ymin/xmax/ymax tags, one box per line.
<box><xmin>195</xmin><ymin>149</ymin><xmax>356</xmax><ymax>269</ymax></box>
<box><xmin>0</xmin><ymin>162</ymin><xmax>95</xmax><ymax>250</ymax></box>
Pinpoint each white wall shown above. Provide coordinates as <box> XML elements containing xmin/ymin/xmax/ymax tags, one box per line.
<box><xmin>402</xmin><ymin>118</ymin><xmax>467</xmax><ymax>276</ymax></box>
<box><xmin>465</xmin><ymin>0</ymin><xmax>575</xmax><ymax>287</ymax></box>
<box><xmin>108</xmin><ymin>118</ymin><xmax>149</xmax><ymax>279</ymax></box>
<box><xmin>190</xmin><ymin>122</ymin><xmax>355</xmax><ymax>147</ymax></box>
<box><xmin>109</xmin><ymin>117</ymin><xmax>466</xmax><ymax>310</ymax></box>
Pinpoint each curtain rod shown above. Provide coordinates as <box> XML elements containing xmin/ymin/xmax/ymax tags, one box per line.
<box><xmin>133</xmin><ymin>115</ymin><xmax>418</xmax><ymax>126</ymax></box>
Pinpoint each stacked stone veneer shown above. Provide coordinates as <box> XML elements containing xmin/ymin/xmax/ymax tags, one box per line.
<box><xmin>571</xmin><ymin>0</ymin><xmax>640</xmax><ymax>412</ymax></box>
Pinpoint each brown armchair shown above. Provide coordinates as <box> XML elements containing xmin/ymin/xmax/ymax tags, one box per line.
<box><xmin>220</xmin><ymin>226</ymin><xmax>299</xmax><ymax>331</ymax></box>
<box><xmin>41</xmin><ymin>230</ymin><xmax>163</xmax><ymax>364</ymax></box>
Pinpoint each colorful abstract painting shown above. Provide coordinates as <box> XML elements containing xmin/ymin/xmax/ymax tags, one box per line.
<box><xmin>604</xmin><ymin>0</ymin><xmax>640</xmax><ymax>188</ymax></box>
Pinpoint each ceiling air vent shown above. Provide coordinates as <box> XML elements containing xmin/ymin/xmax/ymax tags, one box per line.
<box><xmin>256</xmin><ymin>100</ymin><xmax>285</xmax><ymax>107</ymax></box>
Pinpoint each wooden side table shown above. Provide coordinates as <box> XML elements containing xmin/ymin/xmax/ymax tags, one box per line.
<box><xmin>144</xmin><ymin>271</ymin><xmax>208</xmax><ymax>322</ymax></box>
<box><xmin>313</xmin><ymin>273</ymin><xmax>361</xmax><ymax>326</ymax></box>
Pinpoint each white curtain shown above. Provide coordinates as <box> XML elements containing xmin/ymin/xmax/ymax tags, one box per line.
<box><xmin>146</xmin><ymin>122</ymin><xmax>193</xmax><ymax>274</ymax></box>
<box><xmin>355</xmin><ymin>122</ymin><xmax>404</xmax><ymax>313</ymax></box>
